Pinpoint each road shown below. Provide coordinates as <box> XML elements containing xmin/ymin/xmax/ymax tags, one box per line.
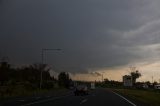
<box><xmin>1</xmin><ymin>88</ymin><xmax>138</xmax><ymax>106</ymax></box>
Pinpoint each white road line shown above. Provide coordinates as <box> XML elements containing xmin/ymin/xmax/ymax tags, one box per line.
<box><xmin>46</xmin><ymin>96</ymin><xmax>51</xmax><ymax>98</ymax></box>
<box><xmin>35</xmin><ymin>97</ymin><xmax>41</xmax><ymax>99</ymax></box>
<box><xmin>92</xmin><ymin>94</ymin><xmax>95</xmax><ymax>96</ymax></box>
<box><xmin>112</xmin><ymin>91</ymin><xmax>137</xmax><ymax>106</ymax></box>
<box><xmin>80</xmin><ymin>99</ymin><xmax>88</xmax><ymax>104</ymax></box>
<box><xmin>21</xmin><ymin>94</ymin><xmax>72</xmax><ymax>106</ymax></box>
<box><xmin>18</xmin><ymin>100</ymin><xmax>25</xmax><ymax>102</ymax></box>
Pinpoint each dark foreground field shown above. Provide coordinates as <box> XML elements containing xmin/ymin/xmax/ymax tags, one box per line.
<box><xmin>115</xmin><ymin>89</ymin><xmax>160</xmax><ymax>106</ymax></box>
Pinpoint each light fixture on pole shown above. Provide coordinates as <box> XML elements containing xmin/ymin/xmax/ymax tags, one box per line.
<box><xmin>40</xmin><ymin>48</ymin><xmax>62</xmax><ymax>89</ymax></box>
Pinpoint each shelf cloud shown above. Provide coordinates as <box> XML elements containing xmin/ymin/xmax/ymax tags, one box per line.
<box><xmin>1</xmin><ymin>0</ymin><xmax>160</xmax><ymax>78</ymax></box>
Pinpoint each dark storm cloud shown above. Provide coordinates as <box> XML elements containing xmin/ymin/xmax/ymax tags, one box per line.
<box><xmin>1</xmin><ymin>0</ymin><xmax>160</xmax><ymax>73</ymax></box>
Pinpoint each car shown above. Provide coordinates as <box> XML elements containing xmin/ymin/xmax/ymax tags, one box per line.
<box><xmin>74</xmin><ymin>85</ymin><xmax>89</xmax><ymax>96</ymax></box>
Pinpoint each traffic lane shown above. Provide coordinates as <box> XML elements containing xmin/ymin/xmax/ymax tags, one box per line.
<box><xmin>0</xmin><ymin>92</ymin><xmax>73</xmax><ymax>106</ymax></box>
<box><xmin>0</xmin><ymin>96</ymin><xmax>47</xmax><ymax>106</ymax></box>
<box><xmin>23</xmin><ymin>88</ymin><xmax>137</xmax><ymax>106</ymax></box>
<box><xmin>21</xmin><ymin>89</ymin><xmax>95</xmax><ymax>106</ymax></box>
<box><xmin>82</xmin><ymin>88</ymin><xmax>136</xmax><ymax>106</ymax></box>
<box><xmin>0</xmin><ymin>90</ymin><xmax>73</xmax><ymax>106</ymax></box>
<box><xmin>0</xmin><ymin>95</ymin><xmax>70</xmax><ymax>106</ymax></box>
<box><xmin>27</xmin><ymin>94</ymin><xmax>91</xmax><ymax>106</ymax></box>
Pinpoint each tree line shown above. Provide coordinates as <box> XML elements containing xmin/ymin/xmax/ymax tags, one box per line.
<box><xmin>0</xmin><ymin>61</ymin><xmax>73</xmax><ymax>89</ymax></box>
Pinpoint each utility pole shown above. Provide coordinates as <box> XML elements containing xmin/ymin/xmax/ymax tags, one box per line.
<box><xmin>152</xmin><ymin>76</ymin><xmax>153</xmax><ymax>84</ymax></box>
<box><xmin>102</xmin><ymin>74</ymin><xmax>103</xmax><ymax>82</ymax></box>
<box><xmin>101</xmin><ymin>72</ymin><xmax>105</xmax><ymax>82</ymax></box>
<box><xmin>40</xmin><ymin>48</ymin><xmax>62</xmax><ymax>89</ymax></box>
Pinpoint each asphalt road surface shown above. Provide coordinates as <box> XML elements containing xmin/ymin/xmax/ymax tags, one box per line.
<box><xmin>1</xmin><ymin>88</ymin><xmax>138</xmax><ymax>106</ymax></box>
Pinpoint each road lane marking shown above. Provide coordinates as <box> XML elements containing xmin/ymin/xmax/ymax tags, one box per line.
<box><xmin>80</xmin><ymin>99</ymin><xmax>88</xmax><ymax>104</ymax></box>
<box><xmin>91</xmin><ymin>94</ymin><xmax>95</xmax><ymax>96</ymax></box>
<box><xmin>112</xmin><ymin>91</ymin><xmax>137</xmax><ymax>106</ymax></box>
<box><xmin>46</xmin><ymin>96</ymin><xmax>51</xmax><ymax>98</ymax></box>
<box><xmin>21</xmin><ymin>94</ymin><xmax>72</xmax><ymax>106</ymax></box>
<box><xmin>18</xmin><ymin>100</ymin><xmax>25</xmax><ymax>102</ymax></box>
<box><xmin>35</xmin><ymin>97</ymin><xmax>41</xmax><ymax>99</ymax></box>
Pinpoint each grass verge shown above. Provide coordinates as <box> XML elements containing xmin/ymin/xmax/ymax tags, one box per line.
<box><xmin>114</xmin><ymin>89</ymin><xmax>160</xmax><ymax>106</ymax></box>
<box><xmin>0</xmin><ymin>85</ymin><xmax>68</xmax><ymax>100</ymax></box>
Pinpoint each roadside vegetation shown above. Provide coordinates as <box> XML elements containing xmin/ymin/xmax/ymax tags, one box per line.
<box><xmin>0</xmin><ymin>61</ymin><xmax>73</xmax><ymax>99</ymax></box>
<box><xmin>115</xmin><ymin>88</ymin><xmax>160</xmax><ymax>106</ymax></box>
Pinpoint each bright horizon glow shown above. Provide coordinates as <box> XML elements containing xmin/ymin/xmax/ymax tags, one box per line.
<box><xmin>71</xmin><ymin>62</ymin><xmax>160</xmax><ymax>83</ymax></box>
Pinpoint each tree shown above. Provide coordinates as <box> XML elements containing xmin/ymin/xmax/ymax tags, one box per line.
<box><xmin>22</xmin><ymin>64</ymin><xmax>51</xmax><ymax>82</ymax></box>
<box><xmin>130</xmin><ymin>70</ymin><xmax>141</xmax><ymax>85</ymax></box>
<box><xmin>0</xmin><ymin>61</ymin><xmax>11</xmax><ymax>85</ymax></box>
<box><xmin>145</xmin><ymin>81</ymin><xmax>151</xmax><ymax>85</ymax></box>
<box><xmin>104</xmin><ymin>78</ymin><xmax>109</xmax><ymax>83</ymax></box>
<box><xmin>58</xmin><ymin>72</ymin><xmax>71</xmax><ymax>88</ymax></box>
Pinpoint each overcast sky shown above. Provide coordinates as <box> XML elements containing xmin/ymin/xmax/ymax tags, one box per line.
<box><xmin>1</xmin><ymin>0</ymin><xmax>160</xmax><ymax>81</ymax></box>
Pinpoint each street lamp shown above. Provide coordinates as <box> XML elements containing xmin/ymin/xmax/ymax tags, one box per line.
<box><xmin>40</xmin><ymin>48</ymin><xmax>62</xmax><ymax>89</ymax></box>
<box><xmin>101</xmin><ymin>74</ymin><xmax>103</xmax><ymax>82</ymax></box>
<box><xmin>101</xmin><ymin>72</ymin><xmax>105</xmax><ymax>82</ymax></box>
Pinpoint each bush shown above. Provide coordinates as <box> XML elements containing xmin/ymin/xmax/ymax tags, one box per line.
<box><xmin>42</xmin><ymin>81</ymin><xmax>54</xmax><ymax>89</ymax></box>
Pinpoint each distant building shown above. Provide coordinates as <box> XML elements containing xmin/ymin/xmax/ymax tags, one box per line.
<box><xmin>123</xmin><ymin>75</ymin><xmax>132</xmax><ymax>87</ymax></box>
<box><xmin>154</xmin><ymin>84</ymin><xmax>160</xmax><ymax>89</ymax></box>
<box><xmin>142</xmin><ymin>83</ymin><xmax>149</xmax><ymax>89</ymax></box>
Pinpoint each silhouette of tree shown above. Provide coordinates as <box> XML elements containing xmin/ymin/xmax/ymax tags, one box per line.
<box><xmin>58</xmin><ymin>72</ymin><xmax>71</xmax><ymax>88</ymax></box>
<box><xmin>0</xmin><ymin>61</ymin><xmax>11</xmax><ymax>85</ymax></box>
<box><xmin>153</xmin><ymin>81</ymin><xmax>158</xmax><ymax>85</ymax></box>
<box><xmin>20</xmin><ymin>64</ymin><xmax>52</xmax><ymax>83</ymax></box>
<box><xmin>104</xmin><ymin>78</ymin><xmax>109</xmax><ymax>83</ymax></box>
<box><xmin>145</xmin><ymin>81</ymin><xmax>151</xmax><ymax>85</ymax></box>
<box><xmin>130</xmin><ymin>70</ymin><xmax>141</xmax><ymax>85</ymax></box>
<box><xmin>0</xmin><ymin>61</ymin><xmax>57</xmax><ymax>90</ymax></box>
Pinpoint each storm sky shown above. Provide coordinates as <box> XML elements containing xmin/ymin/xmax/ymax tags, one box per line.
<box><xmin>1</xmin><ymin>0</ymin><xmax>160</xmax><ymax>81</ymax></box>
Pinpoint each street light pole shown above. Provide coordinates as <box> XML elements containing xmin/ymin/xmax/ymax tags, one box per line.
<box><xmin>100</xmin><ymin>72</ymin><xmax>105</xmax><ymax>82</ymax></box>
<box><xmin>40</xmin><ymin>49</ymin><xmax>44</xmax><ymax>89</ymax></box>
<box><xmin>102</xmin><ymin>74</ymin><xmax>103</xmax><ymax>82</ymax></box>
<box><xmin>40</xmin><ymin>48</ymin><xmax>62</xmax><ymax>89</ymax></box>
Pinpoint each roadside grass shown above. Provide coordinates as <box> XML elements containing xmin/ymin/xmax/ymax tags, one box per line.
<box><xmin>114</xmin><ymin>88</ymin><xmax>160</xmax><ymax>106</ymax></box>
<box><xmin>0</xmin><ymin>85</ymin><xmax>68</xmax><ymax>100</ymax></box>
